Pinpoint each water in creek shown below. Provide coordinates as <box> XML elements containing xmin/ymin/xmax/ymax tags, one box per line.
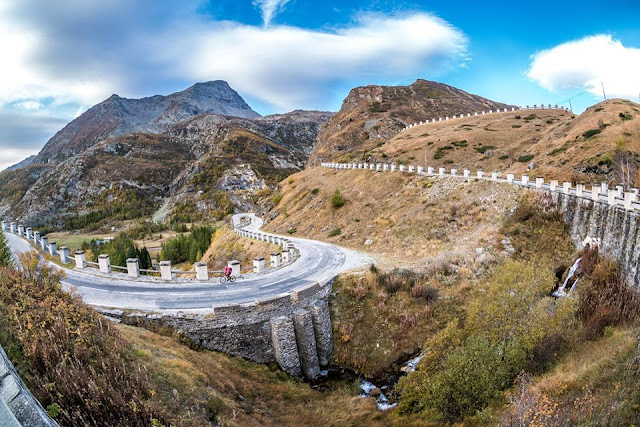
<box><xmin>358</xmin><ymin>354</ymin><xmax>424</xmax><ymax>411</ymax></box>
<box><xmin>552</xmin><ymin>257</ymin><xmax>582</xmax><ymax>297</ymax></box>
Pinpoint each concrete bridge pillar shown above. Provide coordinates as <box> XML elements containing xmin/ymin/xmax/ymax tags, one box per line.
<box><xmin>591</xmin><ymin>186</ymin><xmax>600</xmax><ymax>201</ymax></box>
<box><xmin>160</xmin><ymin>261</ymin><xmax>172</xmax><ymax>280</ymax></box>
<box><xmin>127</xmin><ymin>258</ymin><xmax>140</xmax><ymax>278</ymax></box>
<box><xmin>536</xmin><ymin>177</ymin><xmax>544</xmax><ymax>188</ymax></box>
<box><xmin>270</xmin><ymin>317</ymin><xmax>302</xmax><ymax>376</ymax></box>
<box><xmin>48</xmin><ymin>242</ymin><xmax>56</xmax><ymax>256</ymax></box>
<box><xmin>195</xmin><ymin>262</ymin><xmax>208</xmax><ymax>280</ymax></box>
<box><xmin>59</xmin><ymin>247</ymin><xmax>70</xmax><ymax>264</ymax></box>
<box><xmin>40</xmin><ymin>236</ymin><xmax>48</xmax><ymax>251</ymax></box>
<box><xmin>25</xmin><ymin>227</ymin><xmax>32</xmax><ymax>240</ymax></box>
<box><xmin>75</xmin><ymin>251</ymin><xmax>86</xmax><ymax>269</ymax></box>
<box><xmin>310</xmin><ymin>300</ymin><xmax>333</xmax><ymax>366</ymax></box>
<box><xmin>228</xmin><ymin>260</ymin><xmax>241</xmax><ymax>276</ymax></box>
<box><xmin>292</xmin><ymin>309</ymin><xmax>321</xmax><ymax>379</ymax></box>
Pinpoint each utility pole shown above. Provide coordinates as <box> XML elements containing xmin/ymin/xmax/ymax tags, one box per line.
<box><xmin>424</xmin><ymin>148</ymin><xmax>427</xmax><ymax>169</ymax></box>
<box><xmin>601</xmin><ymin>82</ymin><xmax>607</xmax><ymax>102</ymax></box>
<box><xmin>569</xmin><ymin>99</ymin><xmax>573</xmax><ymax>113</ymax></box>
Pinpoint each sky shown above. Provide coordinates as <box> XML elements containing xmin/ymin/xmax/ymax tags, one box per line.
<box><xmin>1</xmin><ymin>0</ymin><xmax>640</xmax><ymax>170</ymax></box>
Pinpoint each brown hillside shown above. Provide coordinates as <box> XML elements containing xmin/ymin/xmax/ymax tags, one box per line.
<box><xmin>308</xmin><ymin>79</ymin><xmax>510</xmax><ymax>166</ymax></box>
<box><xmin>376</xmin><ymin>98</ymin><xmax>640</xmax><ymax>186</ymax></box>
<box><xmin>263</xmin><ymin>167</ymin><xmax>520</xmax><ymax>267</ymax></box>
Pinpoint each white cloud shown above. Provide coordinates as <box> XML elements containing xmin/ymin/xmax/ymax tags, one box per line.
<box><xmin>165</xmin><ymin>13</ymin><xmax>468</xmax><ymax>110</ymax></box>
<box><xmin>14</xmin><ymin>100</ymin><xmax>43</xmax><ymax>110</ymax></box>
<box><xmin>253</xmin><ymin>0</ymin><xmax>292</xmax><ymax>26</ymax></box>
<box><xmin>528</xmin><ymin>35</ymin><xmax>640</xmax><ymax>99</ymax></box>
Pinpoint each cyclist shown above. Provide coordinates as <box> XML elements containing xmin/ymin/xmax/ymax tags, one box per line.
<box><xmin>224</xmin><ymin>265</ymin><xmax>232</xmax><ymax>279</ymax></box>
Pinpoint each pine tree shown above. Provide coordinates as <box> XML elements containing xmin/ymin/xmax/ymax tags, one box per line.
<box><xmin>0</xmin><ymin>232</ymin><xmax>13</xmax><ymax>267</ymax></box>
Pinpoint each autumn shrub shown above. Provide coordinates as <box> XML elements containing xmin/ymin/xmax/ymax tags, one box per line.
<box><xmin>0</xmin><ymin>253</ymin><xmax>164</xmax><ymax>426</ymax></box>
<box><xmin>330</xmin><ymin>189</ymin><xmax>345</xmax><ymax>208</ymax></box>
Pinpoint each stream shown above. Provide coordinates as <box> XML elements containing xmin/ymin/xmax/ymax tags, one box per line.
<box><xmin>552</xmin><ymin>257</ymin><xmax>582</xmax><ymax>297</ymax></box>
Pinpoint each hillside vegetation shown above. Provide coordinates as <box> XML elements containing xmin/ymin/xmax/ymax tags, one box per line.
<box><xmin>378</xmin><ymin>99</ymin><xmax>640</xmax><ymax>186</ymax></box>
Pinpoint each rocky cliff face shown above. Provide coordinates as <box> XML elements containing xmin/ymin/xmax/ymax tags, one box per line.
<box><xmin>309</xmin><ymin>79</ymin><xmax>510</xmax><ymax>165</ymax></box>
<box><xmin>35</xmin><ymin>81</ymin><xmax>261</xmax><ymax>164</ymax></box>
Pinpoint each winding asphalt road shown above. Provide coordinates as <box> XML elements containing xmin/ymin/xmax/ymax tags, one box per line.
<box><xmin>4</xmin><ymin>214</ymin><xmax>369</xmax><ymax>313</ymax></box>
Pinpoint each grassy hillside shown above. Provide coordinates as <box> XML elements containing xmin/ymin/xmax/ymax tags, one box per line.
<box><xmin>378</xmin><ymin>99</ymin><xmax>640</xmax><ymax>186</ymax></box>
<box><xmin>264</xmin><ymin>167</ymin><xmax>520</xmax><ymax>266</ymax></box>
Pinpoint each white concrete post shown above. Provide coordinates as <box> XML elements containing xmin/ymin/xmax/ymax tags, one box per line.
<box><xmin>521</xmin><ymin>175</ymin><xmax>529</xmax><ymax>186</ymax></box>
<box><xmin>576</xmin><ymin>184</ymin><xmax>584</xmax><ymax>197</ymax></box>
<box><xmin>535</xmin><ymin>177</ymin><xmax>544</xmax><ymax>188</ymax></box>
<box><xmin>33</xmin><ymin>231</ymin><xmax>40</xmax><ymax>246</ymax></box>
<box><xmin>439</xmin><ymin>167</ymin><xmax>446</xmax><ymax>176</ymax></box>
<box><xmin>25</xmin><ymin>227</ymin><xmax>32</xmax><ymax>240</ymax></box>
<box><xmin>383</xmin><ymin>164</ymin><xmax>389</xmax><ymax>171</ymax></box>
<box><xmin>253</xmin><ymin>257</ymin><xmax>265</xmax><ymax>273</ymax></box>
<box><xmin>491</xmin><ymin>172</ymin><xmax>499</xmax><ymax>181</ymax></box>
<box><xmin>408</xmin><ymin>165</ymin><xmax>414</xmax><ymax>173</ymax></box>
<box><xmin>0</xmin><ymin>221</ymin><xmax>5</xmax><ymax>231</ymax></box>
<box><xmin>376</xmin><ymin>164</ymin><xmax>381</xmax><ymax>171</ymax></box>
<box><xmin>625</xmin><ymin>192</ymin><xmax>634</xmax><ymax>210</ymax></box>
<box><xmin>601</xmin><ymin>182</ymin><xmax>608</xmax><ymax>194</ymax></box>
<box><xmin>399</xmin><ymin>165</ymin><xmax>405</xmax><ymax>172</ymax></box>
<box><xmin>195</xmin><ymin>262</ymin><xmax>208</xmax><ymax>280</ymax></box>
<box><xmin>451</xmin><ymin>168</ymin><xmax>457</xmax><ymax>176</ymax></box>
<box><xmin>48</xmin><ymin>241</ymin><xmax>57</xmax><ymax>256</ymax></box>
<box><xmin>98</xmin><ymin>254</ymin><xmax>111</xmax><ymax>273</ymax></box>
<box><xmin>550</xmin><ymin>180</ymin><xmax>558</xmax><ymax>192</ymax></box>
<box><xmin>370</xmin><ymin>164</ymin><xmax>375</xmax><ymax>170</ymax></box>
<box><xmin>463</xmin><ymin>169</ymin><xmax>470</xmax><ymax>178</ymax></box>
<box><xmin>75</xmin><ymin>251</ymin><xmax>86</xmax><ymax>269</ymax></box>
<box><xmin>59</xmin><ymin>247</ymin><xmax>70</xmax><ymax>264</ymax></box>
<box><xmin>17</xmin><ymin>225</ymin><xmax>24</xmax><ymax>236</ymax></box>
<box><xmin>608</xmin><ymin>189</ymin><xmax>617</xmax><ymax>205</ymax></box>
<box><xmin>9</xmin><ymin>222</ymin><xmax>15</xmax><ymax>233</ymax></box>
<box><xmin>562</xmin><ymin>182</ymin><xmax>571</xmax><ymax>194</ymax></box>
<box><xmin>127</xmin><ymin>258</ymin><xmax>140</xmax><ymax>278</ymax></box>
<box><xmin>477</xmin><ymin>170</ymin><xmax>484</xmax><ymax>179</ymax></box>
<box><xmin>160</xmin><ymin>261</ymin><xmax>172</xmax><ymax>280</ymax></box>
<box><xmin>616</xmin><ymin>185</ymin><xmax>624</xmax><ymax>198</ymax></box>
<box><xmin>591</xmin><ymin>186</ymin><xmax>600</xmax><ymax>201</ymax></box>
<box><xmin>40</xmin><ymin>236</ymin><xmax>48</xmax><ymax>251</ymax></box>
<box><xmin>417</xmin><ymin>166</ymin><xmax>424</xmax><ymax>174</ymax></box>
<box><xmin>506</xmin><ymin>173</ymin><xmax>514</xmax><ymax>183</ymax></box>
<box><xmin>228</xmin><ymin>260</ymin><xmax>240</xmax><ymax>276</ymax></box>
<box><xmin>270</xmin><ymin>253</ymin><xmax>282</xmax><ymax>268</ymax></box>
<box><xmin>390</xmin><ymin>164</ymin><xmax>396</xmax><ymax>172</ymax></box>
<box><xmin>427</xmin><ymin>166</ymin><xmax>434</xmax><ymax>175</ymax></box>
<box><xmin>282</xmin><ymin>250</ymin><xmax>290</xmax><ymax>263</ymax></box>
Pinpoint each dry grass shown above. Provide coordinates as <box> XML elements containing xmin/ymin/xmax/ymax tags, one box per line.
<box><xmin>382</xmin><ymin>99</ymin><xmax>640</xmax><ymax>185</ymax></box>
<box><xmin>119</xmin><ymin>323</ymin><xmax>430</xmax><ymax>426</ymax></box>
<box><xmin>264</xmin><ymin>167</ymin><xmax>519</xmax><ymax>266</ymax></box>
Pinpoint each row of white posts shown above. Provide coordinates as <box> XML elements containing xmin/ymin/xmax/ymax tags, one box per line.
<box><xmin>0</xmin><ymin>221</ymin><xmax>240</xmax><ymax>281</ymax></box>
<box><xmin>402</xmin><ymin>105</ymin><xmax>571</xmax><ymax>131</ymax></box>
<box><xmin>233</xmin><ymin>223</ymin><xmax>298</xmax><ymax>273</ymax></box>
<box><xmin>320</xmin><ymin>163</ymin><xmax>640</xmax><ymax>211</ymax></box>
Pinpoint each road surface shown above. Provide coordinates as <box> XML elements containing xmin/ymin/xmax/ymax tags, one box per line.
<box><xmin>4</xmin><ymin>214</ymin><xmax>369</xmax><ymax>313</ymax></box>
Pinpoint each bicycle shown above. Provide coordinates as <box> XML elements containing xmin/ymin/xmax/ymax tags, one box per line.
<box><xmin>219</xmin><ymin>274</ymin><xmax>236</xmax><ymax>284</ymax></box>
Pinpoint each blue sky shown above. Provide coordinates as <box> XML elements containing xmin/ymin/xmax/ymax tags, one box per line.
<box><xmin>1</xmin><ymin>0</ymin><xmax>640</xmax><ymax>169</ymax></box>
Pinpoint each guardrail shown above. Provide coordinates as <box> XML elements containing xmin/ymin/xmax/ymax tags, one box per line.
<box><xmin>321</xmin><ymin>162</ymin><xmax>640</xmax><ymax>212</ymax></box>
<box><xmin>401</xmin><ymin>105</ymin><xmax>571</xmax><ymax>132</ymax></box>
<box><xmin>1</xmin><ymin>216</ymin><xmax>303</xmax><ymax>282</ymax></box>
